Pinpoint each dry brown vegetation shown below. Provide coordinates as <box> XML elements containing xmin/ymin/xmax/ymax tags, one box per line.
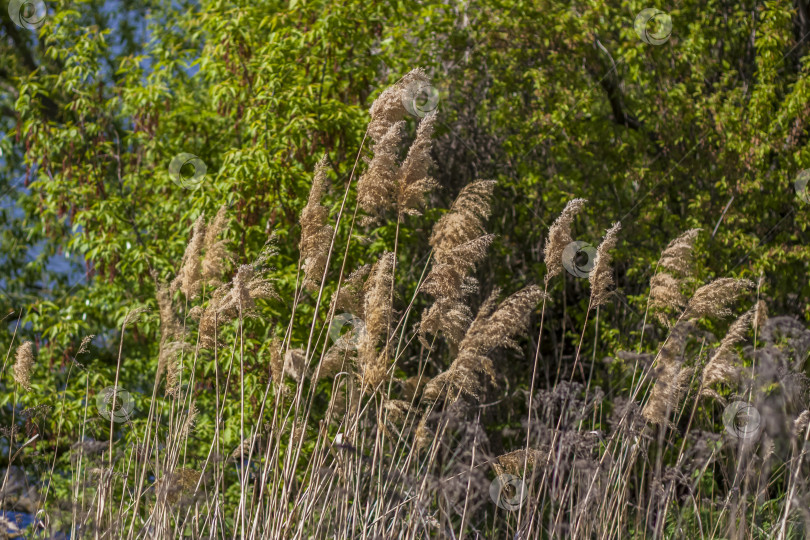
<box><xmin>2</xmin><ymin>70</ymin><xmax>810</xmax><ymax>540</ymax></box>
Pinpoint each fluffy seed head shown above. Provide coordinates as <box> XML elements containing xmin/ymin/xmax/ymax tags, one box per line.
<box><xmin>172</xmin><ymin>214</ymin><xmax>206</xmax><ymax>299</ymax></box>
<box><xmin>423</xmin><ymin>286</ymin><xmax>545</xmax><ymax>401</ymax></box>
<box><xmin>414</xmin><ymin>412</ymin><xmax>434</xmax><ymax>452</ymax></box>
<box><xmin>357</xmin><ymin>253</ymin><xmax>395</xmax><ymax>390</ymax></box>
<box><xmin>702</xmin><ymin>308</ymin><xmax>754</xmax><ymax>388</ymax></box>
<box><xmin>300</xmin><ymin>156</ymin><xmax>334</xmax><ymax>291</ymax></box>
<box><xmin>753</xmin><ymin>300</ymin><xmax>768</xmax><ymax>331</ymax></box>
<box><xmin>122</xmin><ymin>306</ymin><xmax>149</xmax><ymax>327</ymax></box>
<box><xmin>202</xmin><ymin>205</ymin><xmax>231</xmax><ymax>285</ymax></box>
<box><xmin>396</xmin><ymin>111</ymin><xmax>438</xmax><ymax>217</ymax></box>
<box><xmin>642</xmin><ymin>320</ymin><xmax>694</xmax><ymax>424</ymax></box>
<box><xmin>156</xmin><ymin>281</ymin><xmax>186</xmax><ymax>383</ymax></box>
<box><xmin>362</xmin><ymin>253</ymin><xmax>395</xmax><ymax>340</ymax></box>
<box><xmin>357</xmin><ymin>122</ymin><xmax>403</xmax><ymax>221</ymax></box>
<box><xmin>269</xmin><ymin>339</ymin><xmax>284</xmax><ymax>385</ymax></box>
<box><xmin>544</xmin><ymin>198</ymin><xmax>587</xmax><ymax>282</ymax></box>
<box><xmin>76</xmin><ymin>335</ymin><xmax>94</xmax><ymax>356</ymax></box>
<box><xmin>793</xmin><ymin>410</ymin><xmax>810</xmax><ymax>439</ymax></box>
<box><xmin>649</xmin><ymin>229</ymin><xmax>702</xmax><ymax>325</ymax></box>
<box><xmin>685</xmin><ymin>278</ymin><xmax>754</xmax><ymax>320</ymax></box>
<box><xmin>430</xmin><ymin>180</ymin><xmax>496</xmax><ymax>262</ymax></box>
<box><xmin>658</xmin><ymin>228</ymin><xmax>701</xmax><ymax>276</ymax></box>
<box><xmin>217</xmin><ymin>264</ymin><xmax>278</xmax><ymax>319</ymax></box>
<box><xmin>420</xmin><ymin>235</ymin><xmax>493</xmax><ymax>301</ymax></box>
<box><xmin>12</xmin><ymin>341</ymin><xmax>34</xmax><ymax>391</ymax></box>
<box><xmin>419</xmin><ymin>297</ymin><xmax>474</xmax><ymax>346</ymax></box>
<box><xmin>367</xmin><ymin>68</ymin><xmax>430</xmax><ymax>144</ymax></box>
<box><xmin>642</xmin><ymin>364</ymin><xmax>694</xmax><ymax>425</ymax></box>
<box><xmin>589</xmin><ymin>222</ymin><xmax>621</xmax><ymax>307</ymax></box>
<box><xmin>650</xmin><ymin>273</ymin><xmax>686</xmax><ymax>318</ymax></box>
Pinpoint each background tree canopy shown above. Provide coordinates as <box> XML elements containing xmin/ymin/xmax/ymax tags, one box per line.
<box><xmin>3</xmin><ymin>0</ymin><xmax>808</xmax><ymax>357</ymax></box>
<box><xmin>1</xmin><ymin>0</ymin><xmax>810</xmax><ymax>537</ymax></box>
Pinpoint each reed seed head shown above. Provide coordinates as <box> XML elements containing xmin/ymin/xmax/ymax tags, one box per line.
<box><xmin>12</xmin><ymin>341</ymin><xmax>34</xmax><ymax>391</ymax></box>
<box><xmin>589</xmin><ymin>222</ymin><xmax>621</xmax><ymax>307</ymax></box>
<box><xmin>357</xmin><ymin>121</ymin><xmax>403</xmax><ymax>221</ymax></box>
<box><xmin>202</xmin><ymin>205</ymin><xmax>231</xmax><ymax>285</ymax></box>
<box><xmin>544</xmin><ymin>198</ymin><xmax>587</xmax><ymax>282</ymax></box>
<box><xmin>367</xmin><ymin>68</ymin><xmax>430</xmax><ymax>144</ymax></box>
<box><xmin>429</xmin><ymin>181</ymin><xmax>496</xmax><ymax>262</ymax></box>
<box><xmin>172</xmin><ymin>214</ymin><xmax>206</xmax><ymax>299</ymax></box>
<box><xmin>397</xmin><ymin>111</ymin><xmax>438</xmax><ymax>217</ymax></box>
<box><xmin>300</xmin><ymin>156</ymin><xmax>334</xmax><ymax>291</ymax></box>
<box><xmin>702</xmin><ymin>308</ymin><xmax>754</xmax><ymax>388</ymax></box>
<box><xmin>658</xmin><ymin>228</ymin><xmax>701</xmax><ymax>276</ymax></box>
<box><xmin>685</xmin><ymin>278</ymin><xmax>754</xmax><ymax>320</ymax></box>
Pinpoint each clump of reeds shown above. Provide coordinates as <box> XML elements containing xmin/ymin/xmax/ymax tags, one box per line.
<box><xmin>18</xmin><ymin>68</ymin><xmax>808</xmax><ymax>540</ymax></box>
<box><xmin>358</xmin><ymin>68</ymin><xmax>437</xmax><ymax>223</ymax></box>
<box><xmin>423</xmin><ymin>285</ymin><xmax>545</xmax><ymax>402</ymax></box>
<box><xmin>642</xmin><ymin>273</ymin><xmax>753</xmax><ymax>425</ymax></box>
